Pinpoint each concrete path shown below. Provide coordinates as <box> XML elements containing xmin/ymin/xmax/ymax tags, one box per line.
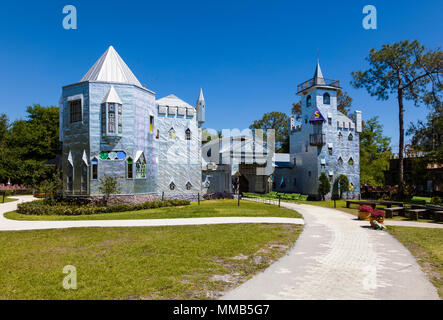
<box><xmin>0</xmin><ymin>196</ymin><xmax>304</xmax><ymax>231</ymax></box>
<box><xmin>384</xmin><ymin>220</ymin><xmax>443</xmax><ymax>228</ymax></box>
<box><xmin>222</xmin><ymin>200</ymin><xmax>440</xmax><ymax>300</ymax></box>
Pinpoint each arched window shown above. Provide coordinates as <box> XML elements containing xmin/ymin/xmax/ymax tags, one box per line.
<box><xmin>323</xmin><ymin>92</ymin><xmax>330</xmax><ymax>105</ymax></box>
<box><xmin>348</xmin><ymin>157</ymin><xmax>354</xmax><ymax>166</ymax></box>
<box><xmin>91</xmin><ymin>158</ymin><xmax>98</xmax><ymax>180</ymax></box>
<box><xmin>185</xmin><ymin>181</ymin><xmax>192</xmax><ymax>190</ymax></box>
<box><xmin>338</xmin><ymin>132</ymin><xmax>343</xmax><ymax>140</ymax></box>
<box><xmin>169</xmin><ymin>181</ymin><xmax>176</xmax><ymax>190</ymax></box>
<box><xmin>135</xmin><ymin>154</ymin><xmax>146</xmax><ymax>179</ymax></box>
<box><xmin>338</xmin><ymin>157</ymin><xmax>343</xmax><ymax>166</ymax></box>
<box><xmin>169</xmin><ymin>128</ymin><xmax>176</xmax><ymax>140</ymax></box>
<box><xmin>306</xmin><ymin>95</ymin><xmax>312</xmax><ymax>107</ymax></box>
<box><xmin>207</xmin><ymin>148</ymin><xmax>211</xmax><ymax>157</ymax></box>
<box><xmin>348</xmin><ymin>133</ymin><xmax>353</xmax><ymax>141</ymax></box>
<box><xmin>185</xmin><ymin>128</ymin><xmax>191</xmax><ymax>140</ymax></box>
<box><xmin>127</xmin><ymin>157</ymin><xmax>133</xmax><ymax>179</ymax></box>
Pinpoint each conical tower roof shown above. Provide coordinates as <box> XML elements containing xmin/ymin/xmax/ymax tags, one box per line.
<box><xmin>313</xmin><ymin>61</ymin><xmax>325</xmax><ymax>85</ymax></box>
<box><xmin>81</xmin><ymin>46</ymin><xmax>142</xmax><ymax>87</ymax></box>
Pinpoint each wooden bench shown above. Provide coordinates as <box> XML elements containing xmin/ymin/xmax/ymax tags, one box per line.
<box><xmin>346</xmin><ymin>200</ymin><xmax>376</xmax><ymax>209</ymax></box>
<box><xmin>406</xmin><ymin>209</ymin><xmax>427</xmax><ymax>220</ymax></box>
<box><xmin>432</xmin><ymin>211</ymin><xmax>443</xmax><ymax>222</ymax></box>
<box><xmin>383</xmin><ymin>207</ymin><xmax>404</xmax><ymax>218</ymax></box>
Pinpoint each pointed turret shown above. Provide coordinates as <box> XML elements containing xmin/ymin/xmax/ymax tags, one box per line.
<box><xmin>81</xmin><ymin>46</ymin><xmax>142</xmax><ymax>87</ymax></box>
<box><xmin>313</xmin><ymin>60</ymin><xmax>325</xmax><ymax>85</ymax></box>
<box><xmin>196</xmin><ymin>88</ymin><xmax>205</xmax><ymax>125</ymax></box>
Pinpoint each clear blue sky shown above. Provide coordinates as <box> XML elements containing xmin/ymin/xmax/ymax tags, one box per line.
<box><xmin>0</xmin><ymin>0</ymin><xmax>442</xmax><ymax>149</ymax></box>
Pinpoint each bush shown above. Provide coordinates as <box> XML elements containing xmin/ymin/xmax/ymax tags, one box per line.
<box><xmin>431</xmin><ymin>196</ymin><xmax>442</xmax><ymax>205</ymax></box>
<box><xmin>17</xmin><ymin>199</ymin><xmax>191</xmax><ymax>216</ymax></box>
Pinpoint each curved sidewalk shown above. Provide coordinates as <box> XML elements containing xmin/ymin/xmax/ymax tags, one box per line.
<box><xmin>222</xmin><ymin>200</ymin><xmax>440</xmax><ymax>300</ymax></box>
<box><xmin>0</xmin><ymin>196</ymin><xmax>303</xmax><ymax>231</ymax></box>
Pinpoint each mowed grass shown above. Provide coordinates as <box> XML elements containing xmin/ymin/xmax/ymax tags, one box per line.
<box><xmin>387</xmin><ymin>226</ymin><xmax>443</xmax><ymax>298</ymax></box>
<box><xmin>0</xmin><ymin>196</ymin><xmax>18</xmax><ymax>204</ymax></box>
<box><xmin>4</xmin><ymin>199</ymin><xmax>302</xmax><ymax>221</ymax></box>
<box><xmin>289</xmin><ymin>199</ymin><xmax>440</xmax><ymax>224</ymax></box>
<box><xmin>0</xmin><ymin>223</ymin><xmax>302</xmax><ymax>299</ymax></box>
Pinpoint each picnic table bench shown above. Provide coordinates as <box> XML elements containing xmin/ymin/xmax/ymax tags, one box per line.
<box><xmin>346</xmin><ymin>199</ymin><xmax>403</xmax><ymax>209</ymax></box>
<box><xmin>406</xmin><ymin>208</ymin><xmax>428</xmax><ymax>220</ymax></box>
<box><xmin>383</xmin><ymin>207</ymin><xmax>405</xmax><ymax>218</ymax></box>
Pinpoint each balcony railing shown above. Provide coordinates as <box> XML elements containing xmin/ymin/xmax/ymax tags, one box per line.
<box><xmin>297</xmin><ymin>77</ymin><xmax>340</xmax><ymax>93</ymax></box>
<box><xmin>309</xmin><ymin>134</ymin><xmax>326</xmax><ymax>146</ymax></box>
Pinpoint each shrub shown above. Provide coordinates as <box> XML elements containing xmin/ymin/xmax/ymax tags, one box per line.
<box><xmin>17</xmin><ymin>199</ymin><xmax>191</xmax><ymax>216</ymax></box>
<box><xmin>431</xmin><ymin>196</ymin><xmax>442</xmax><ymax>204</ymax></box>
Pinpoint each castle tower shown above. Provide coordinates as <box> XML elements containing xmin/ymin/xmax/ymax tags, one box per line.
<box><xmin>289</xmin><ymin>61</ymin><xmax>362</xmax><ymax>199</ymax></box>
<box><xmin>196</xmin><ymin>88</ymin><xmax>205</xmax><ymax>125</ymax></box>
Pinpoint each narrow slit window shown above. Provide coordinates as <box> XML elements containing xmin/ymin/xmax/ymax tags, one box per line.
<box><xmin>348</xmin><ymin>133</ymin><xmax>353</xmax><ymax>141</ymax></box>
<box><xmin>150</xmin><ymin>115</ymin><xmax>154</xmax><ymax>133</ymax></box>
<box><xmin>185</xmin><ymin>128</ymin><xmax>191</xmax><ymax>140</ymax></box>
<box><xmin>127</xmin><ymin>157</ymin><xmax>133</xmax><ymax>179</ymax></box>
<box><xmin>91</xmin><ymin>158</ymin><xmax>98</xmax><ymax>180</ymax></box>
<box><xmin>170</xmin><ymin>181</ymin><xmax>176</xmax><ymax>190</ymax></box>
<box><xmin>81</xmin><ymin>164</ymin><xmax>88</xmax><ymax>192</ymax></box>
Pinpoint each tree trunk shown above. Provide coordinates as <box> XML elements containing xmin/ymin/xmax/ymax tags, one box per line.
<box><xmin>397</xmin><ymin>86</ymin><xmax>405</xmax><ymax>200</ymax></box>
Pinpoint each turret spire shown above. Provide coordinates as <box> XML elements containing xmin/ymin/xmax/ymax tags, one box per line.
<box><xmin>313</xmin><ymin>61</ymin><xmax>325</xmax><ymax>85</ymax></box>
<box><xmin>196</xmin><ymin>88</ymin><xmax>205</xmax><ymax>125</ymax></box>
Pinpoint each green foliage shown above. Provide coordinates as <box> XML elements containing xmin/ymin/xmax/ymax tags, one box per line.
<box><xmin>16</xmin><ymin>199</ymin><xmax>191</xmax><ymax>216</ymax></box>
<box><xmin>249</xmin><ymin>111</ymin><xmax>290</xmax><ymax>153</ymax></box>
<box><xmin>0</xmin><ymin>105</ymin><xmax>60</xmax><ymax>187</ymax></box>
<box><xmin>351</xmin><ymin>40</ymin><xmax>442</xmax><ymax>196</ymax></box>
<box><xmin>336</xmin><ymin>89</ymin><xmax>353</xmax><ymax>116</ymax></box>
<box><xmin>359</xmin><ymin>117</ymin><xmax>392</xmax><ymax>185</ymax></box>
<box><xmin>333</xmin><ymin>174</ymin><xmax>349</xmax><ymax>199</ymax></box>
<box><xmin>318</xmin><ymin>172</ymin><xmax>331</xmax><ymax>200</ymax></box>
<box><xmin>98</xmin><ymin>174</ymin><xmax>121</xmax><ymax>205</ymax></box>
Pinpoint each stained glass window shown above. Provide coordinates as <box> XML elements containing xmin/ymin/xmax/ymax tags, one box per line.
<box><xmin>169</xmin><ymin>128</ymin><xmax>176</xmax><ymax>140</ymax></box>
<box><xmin>118</xmin><ymin>104</ymin><xmax>122</xmax><ymax>134</ymax></box>
<box><xmin>108</xmin><ymin>103</ymin><xmax>115</xmax><ymax>133</ymax></box>
<box><xmin>338</xmin><ymin>157</ymin><xmax>343</xmax><ymax>166</ymax></box>
<box><xmin>135</xmin><ymin>154</ymin><xmax>146</xmax><ymax>179</ymax></box>
<box><xmin>170</xmin><ymin>181</ymin><xmax>176</xmax><ymax>190</ymax></box>
<box><xmin>186</xmin><ymin>181</ymin><xmax>192</xmax><ymax>190</ymax></box>
<box><xmin>348</xmin><ymin>133</ymin><xmax>353</xmax><ymax>141</ymax></box>
<box><xmin>348</xmin><ymin>158</ymin><xmax>354</xmax><ymax>166</ymax></box>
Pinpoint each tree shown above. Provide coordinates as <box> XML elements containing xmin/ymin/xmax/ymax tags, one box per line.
<box><xmin>98</xmin><ymin>174</ymin><xmax>121</xmax><ymax>205</ymax></box>
<box><xmin>250</xmin><ymin>111</ymin><xmax>289</xmax><ymax>153</ymax></box>
<box><xmin>291</xmin><ymin>101</ymin><xmax>302</xmax><ymax>120</ymax></box>
<box><xmin>351</xmin><ymin>40</ymin><xmax>442</xmax><ymax>198</ymax></box>
<box><xmin>333</xmin><ymin>174</ymin><xmax>349</xmax><ymax>199</ymax></box>
<box><xmin>336</xmin><ymin>89</ymin><xmax>353</xmax><ymax>116</ymax></box>
<box><xmin>318</xmin><ymin>172</ymin><xmax>331</xmax><ymax>200</ymax></box>
<box><xmin>360</xmin><ymin>117</ymin><xmax>392</xmax><ymax>185</ymax></box>
<box><xmin>0</xmin><ymin>105</ymin><xmax>60</xmax><ymax>186</ymax></box>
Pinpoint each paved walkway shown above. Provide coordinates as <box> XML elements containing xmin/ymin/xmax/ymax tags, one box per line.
<box><xmin>1</xmin><ymin>196</ymin><xmax>440</xmax><ymax>300</ymax></box>
<box><xmin>222</xmin><ymin>200</ymin><xmax>440</xmax><ymax>300</ymax></box>
<box><xmin>0</xmin><ymin>196</ymin><xmax>304</xmax><ymax>231</ymax></box>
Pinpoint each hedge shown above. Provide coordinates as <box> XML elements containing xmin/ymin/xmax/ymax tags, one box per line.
<box><xmin>17</xmin><ymin>199</ymin><xmax>191</xmax><ymax>216</ymax></box>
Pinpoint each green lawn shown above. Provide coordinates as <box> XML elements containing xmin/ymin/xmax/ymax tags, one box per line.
<box><xmin>0</xmin><ymin>223</ymin><xmax>302</xmax><ymax>299</ymax></box>
<box><xmin>387</xmin><ymin>226</ymin><xmax>443</xmax><ymax>298</ymax></box>
<box><xmin>0</xmin><ymin>196</ymin><xmax>18</xmax><ymax>204</ymax></box>
<box><xmin>5</xmin><ymin>199</ymin><xmax>302</xmax><ymax>221</ymax></box>
<box><xmin>288</xmin><ymin>199</ymin><xmax>440</xmax><ymax>224</ymax></box>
